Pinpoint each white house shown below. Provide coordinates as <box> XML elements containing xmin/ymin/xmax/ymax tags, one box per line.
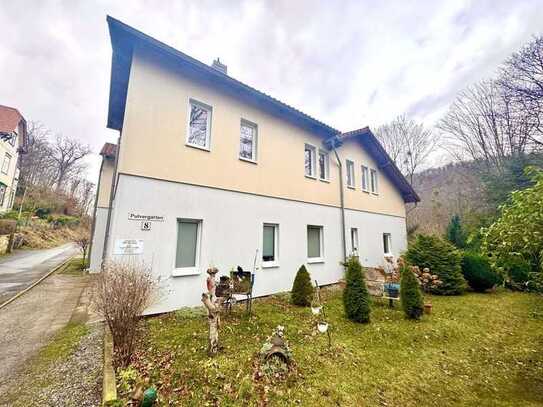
<box><xmin>90</xmin><ymin>17</ymin><xmax>419</xmax><ymax>314</ymax></box>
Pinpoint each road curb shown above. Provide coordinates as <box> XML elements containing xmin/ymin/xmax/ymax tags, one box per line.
<box><xmin>0</xmin><ymin>255</ymin><xmax>75</xmax><ymax>311</ymax></box>
<box><xmin>102</xmin><ymin>326</ymin><xmax>118</xmax><ymax>405</ymax></box>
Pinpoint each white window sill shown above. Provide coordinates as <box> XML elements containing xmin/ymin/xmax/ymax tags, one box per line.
<box><xmin>307</xmin><ymin>257</ymin><xmax>325</xmax><ymax>264</ymax></box>
<box><xmin>262</xmin><ymin>261</ymin><xmax>280</xmax><ymax>269</ymax></box>
<box><xmin>185</xmin><ymin>142</ymin><xmax>210</xmax><ymax>152</ymax></box>
<box><xmin>305</xmin><ymin>174</ymin><xmax>317</xmax><ymax>180</ymax></box>
<box><xmin>239</xmin><ymin>156</ymin><xmax>258</xmax><ymax>164</ymax></box>
<box><xmin>371</xmin><ymin>192</ymin><xmax>379</xmax><ymax>196</ymax></box>
<box><xmin>362</xmin><ymin>189</ymin><xmax>370</xmax><ymax>193</ymax></box>
<box><xmin>319</xmin><ymin>178</ymin><xmax>330</xmax><ymax>183</ymax></box>
<box><xmin>172</xmin><ymin>267</ymin><xmax>200</xmax><ymax>277</ymax></box>
<box><xmin>347</xmin><ymin>185</ymin><xmax>356</xmax><ymax>190</ymax></box>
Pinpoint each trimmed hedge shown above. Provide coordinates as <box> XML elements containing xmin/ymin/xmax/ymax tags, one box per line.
<box><xmin>461</xmin><ymin>252</ymin><xmax>501</xmax><ymax>292</ymax></box>
<box><xmin>406</xmin><ymin>235</ymin><xmax>466</xmax><ymax>295</ymax></box>
<box><xmin>400</xmin><ymin>262</ymin><xmax>424</xmax><ymax>319</ymax></box>
<box><xmin>343</xmin><ymin>256</ymin><xmax>371</xmax><ymax>323</ymax></box>
<box><xmin>291</xmin><ymin>265</ymin><xmax>313</xmax><ymax>306</ymax></box>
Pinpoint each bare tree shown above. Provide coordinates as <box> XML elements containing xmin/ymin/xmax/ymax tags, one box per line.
<box><xmin>498</xmin><ymin>35</ymin><xmax>543</xmax><ymax>146</ymax></box>
<box><xmin>49</xmin><ymin>135</ymin><xmax>90</xmax><ymax>192</ymax></box>
<box><xmin>75</xmin><ymin>231</ymin><xmax>90</xmax><ymax>267</ymax></box>
<box><xmin>374</xmin><ymin>115</ymin><xmax>438</xmax><ymax>185</ymax></box>
<box><xmin>438</xmin><ymin>80</ymin><xmax>536</xmax><ymax>174</ymax></box>
<box><xmin>19</xmin><ymin>122</ymin><xmax>56</xmax><ymax>188</ymax></box>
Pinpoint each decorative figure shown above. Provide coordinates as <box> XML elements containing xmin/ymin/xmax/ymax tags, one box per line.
<box><xmin>313</xmin><ymin>280</ymin><xmax>332</xmax><ymax>349</ymax></box>
<box><xmin>203</xmin><ymin>267</ymin><xmax>221</xmax><ymax>355</ymax></box>
<box><xmin>260</xmin><ymin>325</ymin><xmax>292</xmax><ymax>364</ymax></box>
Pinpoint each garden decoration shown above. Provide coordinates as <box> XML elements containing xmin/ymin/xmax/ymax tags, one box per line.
<box><xmin>260</xmin><ymin>325</ymin><xmax>292</xmax><ymax>363</ymax></box>
<box><xmin>202</xmin><ymin>267</ymin><xmax>221</xmax><ymax>355</ymax></box>
<box><xmin>141</xmin><ymin>387</ymin><xmax>157</xmax><ymax>407</ymax></box>
<box><xmin>412</xmin><ymin>266</ymin><xmax>443</xmax><ymax>293</ymax></box>
<box><xmin>313</xmin><ymin>280</ymin><xmax>332</xmax><ymax>349</ymax></box>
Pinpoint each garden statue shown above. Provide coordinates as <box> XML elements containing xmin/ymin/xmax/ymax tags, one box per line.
<box><xmin>202</xmin><ymin>267</ymin><xmax>221</xmax><ymax>355</ymax></box>
<box><xmin>206</xmin><ymin>267</ymin><xmax>219</xmax><ymax>299</ymax></box>
<box><xmin>260</xmin><ymin>325</ymin><xmax>292</xmax><ymax>364</ymax></box>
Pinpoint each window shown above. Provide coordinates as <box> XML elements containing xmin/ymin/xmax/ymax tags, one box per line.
<box><xmin>346</xmin><ymin>160</ymin><xmax>355</xmax><ymax>188</ymax></box>
<box><xmin>307</xmin><ymin>225</ymin><xmax>324</xmax><ymax>261</ymax></box>
<box><xmin>187</xmin><ymin>100</ymin><xmax>212</xmax><ymax>149</ymax></box>
<box><xmin>262</xmin><ymin>223</ymin><xmax>279</xmax><ymax>266</ymax></box>
<box><xmin>383</xmin><ymin>233</ymin><xmax>392</xmax><ymax>255</ymax></box>
<box><xmin>9</xmin><ymin>131</ymin><xmax>16</xmax><ymax>147</ymax></box>
<box><xmin>304</xmin><ymin>144</ymin><xmax>316</xmax><ymax>178</ymax></box>
<box><xmin>370</xmin><ymin>169</ymin><xmax>378</xmax><ymax>194</ymax></box>
<box><xmin>0</xmin><ymin>185</ymin><xmax>5</xmax><ymax>206</ymax></box>
<box><xmin>2</xmin><ymin>153</ymin><xmax>11</xmax><ymax>174</ymax></box>
<box><xmin>175</xmin><ymin>219</ymin><xmax>201</xmax><ymax>273</ymax></box>
<box><xmin>318</xmin><ymin>150</ymin><xmax>329</xmax><ymax>181</ymax></box>
<box><xmin>350</xmin><ymin>228</ymin><xmax>359</xmax><ymax>255</ymax></box>
<box><xmin>239</xmin><ymin>120</ymin><xmax>257</xmax><ymax>162</ymax></box>
<box><xmin>361</xmin><ymin>165</ymin><xmax>369</xmax><ymax>191</ymax></box>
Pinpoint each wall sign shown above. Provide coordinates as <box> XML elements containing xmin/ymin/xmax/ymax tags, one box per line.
<box><xmin>114</xmin><ymin>239</ymin><xmax>144</xmax><ymax>255</ymax></box>
<box><xmin>128</xmin><ymin>213</ymin><xmax>165</xmax><ymax>222</ymax></box>
<box><xmin>141</xmin><ymin>221</ymin><xmax>152</xmax><ymax>231</ymax></box>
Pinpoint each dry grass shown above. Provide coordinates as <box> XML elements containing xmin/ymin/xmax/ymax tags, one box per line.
<box><xmin>120</xmin><ymin>289</ymin><xmax>543</xmax><ymax>406</ymax></box>
<box><xmin>16</xmin><ymin>224</ymin><xmax>84</xmax><ymax>249</ymax></box>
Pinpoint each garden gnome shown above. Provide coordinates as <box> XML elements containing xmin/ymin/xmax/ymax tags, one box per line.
<box><xmin>206</xmin><ymin>267</ymin><xmax>219</xmax><ymax>300</ymax></box>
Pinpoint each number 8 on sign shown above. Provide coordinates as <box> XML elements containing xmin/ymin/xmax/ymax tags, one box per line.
<box><xmin>141</xmin><ymin>221</ymin><xmax>152</xmax><ymax>231</ymax></box>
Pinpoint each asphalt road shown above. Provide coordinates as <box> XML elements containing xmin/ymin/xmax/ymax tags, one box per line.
<box><xmin>0</xmin><ymin>243</ymin><xmax>79</xmax><ymax>304</ymax></box>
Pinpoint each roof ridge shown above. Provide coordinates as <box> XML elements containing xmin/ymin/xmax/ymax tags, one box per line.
<box><xmin>106</xmin><ymin>16</ymin><xmax>340</xmax><ymax>134</ymax></box>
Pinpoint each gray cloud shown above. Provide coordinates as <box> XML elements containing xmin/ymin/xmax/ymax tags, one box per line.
<box><xmin>0</xmin><ymin>0</ymin><xmax>542</xmax><ymax>181</ymax></box>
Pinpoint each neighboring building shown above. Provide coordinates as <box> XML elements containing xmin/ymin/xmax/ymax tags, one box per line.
<box><xmin>0</xmin><ymin>105</ymin><xmax>27</xmax><ymax>213</ymax></box>
<box><xmin>91</xmin><ymin>17</ymin><xmax>419</xmax><ymax>314</ymax></box>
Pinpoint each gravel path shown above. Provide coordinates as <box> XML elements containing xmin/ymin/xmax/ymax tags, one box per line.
<box><xmin>0</xmin><ymin>273</ymin><xmax>89</xmax><ymax>380</ymax></box>
<box><xmin>3</xmin><ymin>323</ymin><xmax>103</xmax><ymax>407</ymax></box>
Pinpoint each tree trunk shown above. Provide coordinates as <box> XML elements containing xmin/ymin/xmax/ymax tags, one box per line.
<box><xmin>201</xmin><ymin>293</ymin><xmax>220</xmax><ymax>355</ymax></box>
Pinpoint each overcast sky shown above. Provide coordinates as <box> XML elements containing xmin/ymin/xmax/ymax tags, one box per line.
<box><xmin>1</xmin><ymin>0</ymin><xmax>542</xmax><ymax>182</ymax></box>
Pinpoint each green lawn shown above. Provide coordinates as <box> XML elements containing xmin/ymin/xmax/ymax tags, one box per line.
<box><xmin>123</xmin><ymin>289</ymin><xmax>543</xmax><ymax>406</ymax></box>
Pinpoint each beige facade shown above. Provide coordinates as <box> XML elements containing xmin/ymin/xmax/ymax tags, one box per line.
<box><xmin>96</xmin><ymin>157</ymin><xmax>115</xmax><ymax>208</ymax></box>
<box><xmin>117</xmin><ymin>47</ymin><xmax>406</xmax><ymax>218</ymax></box>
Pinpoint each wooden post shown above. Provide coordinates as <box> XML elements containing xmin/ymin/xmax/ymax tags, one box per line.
<box><xmin>201</xmin><ymin>293</ymin><xmax>220</xmax><ymax>355</ymax></box>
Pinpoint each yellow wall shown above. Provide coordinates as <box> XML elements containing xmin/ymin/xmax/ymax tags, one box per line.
<box><xmin>118</xmin><ymin>46</ymin><xmax>406</xmax><ymax>218</ymax></box>
<box><xmin>97</xmin><ymin>158</ymin><xmax>115</xmax><ymax>208</ymax></box>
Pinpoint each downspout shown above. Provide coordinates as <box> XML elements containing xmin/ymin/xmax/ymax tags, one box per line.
<box><xmin>101</xmin><ymin>134</ymin><xmax>121</xmax><ymax>268</ymax></box>
<box><xmin>332</xmin><ymin>148</ymin><xmax>347</xmax><ymax>263</ymax></box>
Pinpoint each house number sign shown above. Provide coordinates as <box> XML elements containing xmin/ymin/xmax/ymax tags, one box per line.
<box><xmin>128</xmin><ymin>213</ymin><xmax>165</xmax><ymax>222</ymax></box>
<box><xmin>141</xmin><ymin>221</ymin><xmax>152</xmax><ymax>231</ymax></box>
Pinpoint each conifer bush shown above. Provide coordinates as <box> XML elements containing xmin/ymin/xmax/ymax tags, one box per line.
<box><xmin>400</xmin><ymin>261</ymin><xmax>424</xmax><ymax>319</ymax></box>
<box><xmin>461</xmin><ymin>252</ymin><xmax>501</xmax><ymax>292</ymax></box>
<box><xmin>291</xmin><ymin>265</ymin><xmax>313</xmax><ymax>306</ymax></box>
<box><xmin>343</xmin><ymin>256</ymin><xmax>371</xmax><ymax>323</ymax></box>
<box><xmin>406</xmin><ymin>235</ymin><xmax>466</xmax><ymax>295</ymax></box>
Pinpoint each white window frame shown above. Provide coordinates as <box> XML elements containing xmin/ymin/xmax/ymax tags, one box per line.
<box><xmin>307</xmin><ymin>225</ymin><xmax>324</xmax><ymax>263</ymax></box>
<box><xmin>361</xmin><ymin>165</ymin><xmax>369</xmax><ymax>192</ymax></box>
<box><xmin>186</xmin><ymin>99</ymin><xmax>212</xmax><ymax>151</ymax></box>
<box><xmin>318</xmin><ymin>149</ymin><xmax>330</xmax><ymax>181</ymax></box>
<box><xmin>350</xmin><ymin>227</ymin><xmax>359</xmax><ymax>255</ymax></box>
<box><xmin>262</xmin><ymin>223</ymin><xmax>279</xmax><ymax>268</ymax></box>
<box><xmin>239</xmin><ymin>119</ymin><xmax>258</xmax><ymax>163</ymax></box>
<box><xmin>2</xmin><ymin>153</ymin><xmax>11</xmax><ymax>175</ymax></box>
<box><xmin>304</xmin><ymin>144</ymin><xmax>317</xmax><ymax>179</ymax></box>
<box><xmin>346</xmin><ymin>159</ymin><xmax>355</xmax><ymax>189</ymax></box>
<box><xmin>173</xmin><ymin>218</ymin><xmax>203</xmax><ymax>276</ymax></box>
<box><xmin>383</xmin><ymin>233</ymin><xmax>392</xmax><ymax>255</ymax></box>
<box><xmin>370</xmin><ymin>168</ymin><xmax>379</xmax><ymax>194</ymax></box>
<box><xmin>9</xmin><ymin>131</ymin><xmax>16</xmax><ymax>147</ymax></box>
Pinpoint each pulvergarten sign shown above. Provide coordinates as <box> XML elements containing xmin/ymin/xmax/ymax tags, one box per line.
<box><xmin>128</xmin><ymin>213</ymin><xmax>165</xmax><ymax>222</ymax></box>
